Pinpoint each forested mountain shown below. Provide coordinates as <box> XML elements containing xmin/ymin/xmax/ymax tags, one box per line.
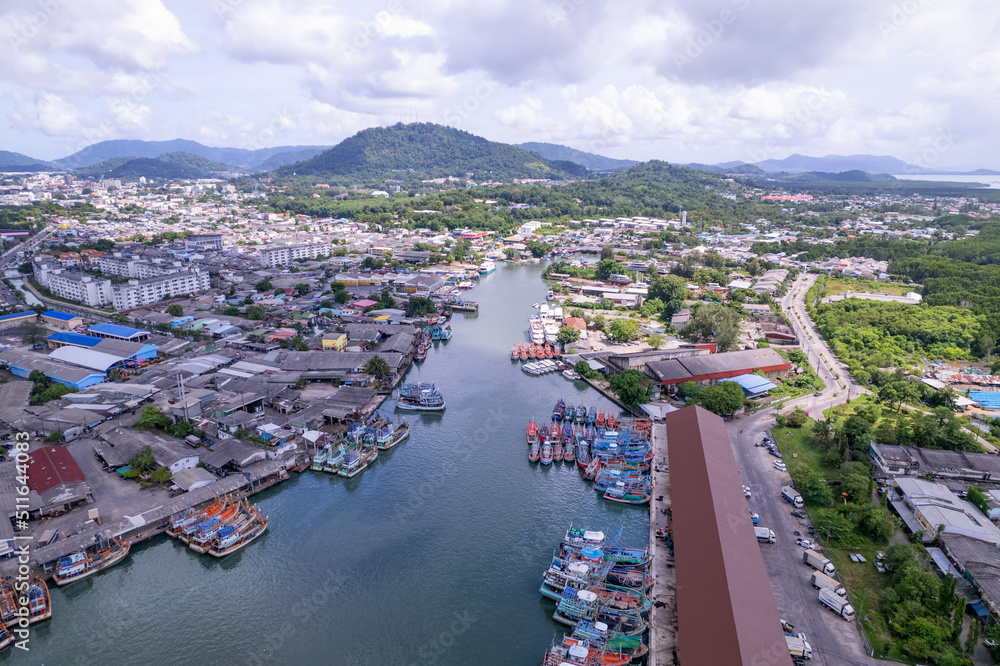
<box><xmin>519</xmin><ymin>142</ymin><xmax>638</xmax><ymax>172</ymax></box>
<box><xmin>0</xmin><ymin>150</ymin><xmax>57</xmax><ymax>172</ymax></box>
<box><xmin>55</xmin><ymin>139</ymin><xmax>328</xmax><ymax>170</ymax></box>
<box><xmin>274</xmin><ymin>123</ymin><xmax>590</xmax><ymax>184</ymax></box>
<box><xmin>72</xmin><ymin>152</ymin><xmax>240</xmax><ymax>180</ymax></box>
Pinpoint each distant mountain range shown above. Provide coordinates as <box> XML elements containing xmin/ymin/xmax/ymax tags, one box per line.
<box><xmin>705</xmin><ymin>153</ymin><xmax>1000</xmax><ymax>177</ymax></box>
<box><xmin>273</xmin><ymin>123</ymin><xmax>590</xmax><ymax>183</ymax></box>
<box><xmin>71</xmin><ymin>152</ymin><xmax>242</xmax><ymax>181</ymax></box>
<box><xmin>53</xmin><ymin>139</ymin><xmax>329</xmax><ymax>170</ymax></box>
<box><xmin>518</xmin><ymin>142</ymin><xmax>638</xmax><ymax>173</ymax></box>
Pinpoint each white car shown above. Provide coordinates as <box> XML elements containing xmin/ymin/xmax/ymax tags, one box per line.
<box><xmin>743</xmin><ymin>485</ymin><xmax>752</xmax><ymax>498</ymax></box>
<box><xmin>795</xmin><ymin>538</ymin><xmax>816</xmax><ymax>549</ymax></box>
<box><xmin>773</xmin><ymin>461</ymin><xmax>787</xmax><ymax>471</ymax></box>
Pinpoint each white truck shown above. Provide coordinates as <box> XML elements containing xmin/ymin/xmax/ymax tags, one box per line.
<box><xmin>786</xmin><ymin>634</ymin><xmax>813</xmax><ymax>660</ymax></box>
<box><xmin>754</xmin><ymin>526</ymin><xmax>776</xmax><ymax>544</ymax></box>
<box><xmin>818</xmin><ymin>588</ymin><xmax>855</xmax><ymax>620</ymax></box>
<box><xmin>810</xmin><ymin>571</ymin><xmax>846</xmax><ymax>597</ymax></box>
<box><xmin>802</xmin><ymin>549</ymin><xmax>836</xmax><ymax>576</ymax></box>
<box><xmin>781</xmin><ymin>485</ymin><xmax>804</xmax><ymax>508</ymax></box>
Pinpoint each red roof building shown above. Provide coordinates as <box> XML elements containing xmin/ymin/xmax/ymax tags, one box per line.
<box><xmin>664</xmin><ymin>406</ymin><xmax>789</xmax><ymax>665</ymax></box>
<box><xmin>27</xmin><ymin>446</ymin><xmax>87</xmax><ymax>495</ymax></box>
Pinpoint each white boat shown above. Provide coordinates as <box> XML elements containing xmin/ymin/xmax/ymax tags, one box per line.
<box><xmin>478</xmin><ymin>259</ymin><xmax>496</xmax><ymax>275</ymax></box>
<box><xmin>528</xmin><ymin>316</ymin><xmax>546</xmax><ymax>344</ymax></box>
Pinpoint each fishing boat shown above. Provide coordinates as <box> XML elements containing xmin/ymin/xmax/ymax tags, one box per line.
<box><xmin>583</xmin><ymin>458</ymin><xmax>601</xmax><ymax>480</ymax></box>
<box><xmin>53</xmin><ymin>536</ymin><xmax>130</xmax><ymax>586</ymax></box>
<box><xmin>576</xmin><ymin>438</ymin><xmax>591</xmax><ymax>467</ymax></box>
<box><xmin>541</xmin><ymin>442</ymin><xmax>554</xmax><ymax>465</ymax></box>
<box><xmin>526</xmin><ymin>420</ymin><xmax>539</xmax><ymax>444</ymax></box>
<box><xmin>587</xmin><ymin>407</ymin><xmax>597</xmax><ymax>425</ymax></box>
<box><xmin>552</xmin><ymin>440</ymin><xmax>564</xmax><ymax>462</ymax></box>
<box><xmin>571</xmin><ymin>621</ymin><xmax>649</xmax><ymax>662</ymax></box>
<box><xmin>553</xmin><ymin>399</ymin><xmax>566</xmax><ymax>422</ymax></box>
<box><xmin>603</xmin><ymin>482</ymin><xmax>651</xmax><ymax>505</ymax></box>
<box><xmin>189</xmin><ymin>503</ymin><xmax>240</xmax><ymax>553</ymax></box>
<box><xmin>541</xmin><ymin>636</ymin><xmax>631</xmax><ymax>666</ymax></box>
<box><xmin>0</xmin><ymin>625</ymin><xmax>12</xmax><ymax>652</ymax></box>
<box><xmin>606</xmin><ymin>566</ymin><xmax>654</xmax><ymax>591</ymax></box>
<box><xmin>414</xmin><ymin>342</ymin><xmax>428</xmax><ymax>363</ymax></box>
<box><xmin>543</xmin><ymin>343</ymin><xmax>554</xmax><ymax>359</ymax></box>
<box><xmin>528</xmin><ymin>441</ymin><xmax>541</xmax><ymax>463</ymax></box>
<box><xmin>431</xmin><ymin>325</ymin><xmax>453</xmax><ymax>341</ymax></box>
<box><xmin>322</xmin><ymin>444</ymin><xmax>345</xmax><ymax>472</ymax></box>
<box><xmin>395</xmin><ymin>383</ymin><xmax>446</xmax><ymax>412</ymax></box>
<box><xmin>376</xmin><ymin>421</ymin><xmax>410</xmax><ymax>450</ymax></box>
<box><xmin>596</xmin><ymin>411</ymin><xmax>606</xmax><ymax>428</ymax></box>
<box><xmin>564</xmin><ymin>528</ymin><xmax>606</xmax><ymax>550</ymax></box>
<box><xmin>563</xmin><ymin>431</ymin><xmax>576</xmax><ymax>463</ymax></box>
<box><xmin>26</xmin><ymin>578</ymin><xmax>51</xmax><ymax>624</ymax></box>
<box><xmin>511</xmin><ymin>344</ymin><xmax>521</xmax><ymax>360</ymax></box>
<box><xmin>575</xmin><ymin>406</ymin><xmax>587</xmax><ymax>423</ymax></box>
<box><xmin>208</xmin><ymin>503</ymin><xmax>268</xmax><ymax>557</ymax></box>
<box><xmin>519</xmin><ymin>344</ymin><xmax>529</xmax><ymax>360</ymax></box>
<box><xmin>0</xmin><ymin>579</ymin><xmax>17</xmax><ymax>628</ymax></box>
<box><xmin>551</xmin><ymin>422</ymin><xmax>561</xmax><ymax>442</ymax></box>
<box><xmin>338</xmin><ymin>447</ymin><xmax>378</xmax><ymax>478</ymax></box>
<box><xmin>539</xmin><ymin>425</ymin><xmax>549</xmax><ymax>443</ymax></box>
<box><xmin>546</xmin><ymin>290</ymin><xmax>555</xmax><ymax>300</ymax></box>
<box><xmin>553</xmin><ymin>588</ymin><xmax>647</xmax><ymax>635</ymax></box>
<box><xmin>311</xmin><ymin>444</ymin><xmax>331</xmax><ymax>471</ymax></box>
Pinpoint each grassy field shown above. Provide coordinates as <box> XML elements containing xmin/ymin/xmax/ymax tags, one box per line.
<box><xmin>824</xmin><ymin>277</ymin><xmax>912</xmax><ymax>297</ymax></box>
<box><xmin>826</xmin><ymin>547</ymin><xmax>905</xmax><ymax>662</ymax></box>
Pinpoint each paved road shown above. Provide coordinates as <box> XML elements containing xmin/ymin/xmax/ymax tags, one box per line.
<box><xmin>727</xmin><ymin>274</ymin><xmax>881</xmax><ymax>665</ymax></box>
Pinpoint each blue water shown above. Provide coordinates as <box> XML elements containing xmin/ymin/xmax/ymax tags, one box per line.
<box><xmin>13</xmin><ymin>263</ymin><xmax>648</xmax><ymax>665</ymax></box>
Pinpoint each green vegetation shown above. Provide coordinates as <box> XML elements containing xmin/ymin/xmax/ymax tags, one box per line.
<box><xmin>405</xmin><ymin>296</ymin><xmax>436</xmax><ymax>317</ymax></box>
<box><xmin>681</xmin><ymin>303</ymin><xmax>741</xmax><ymax>352</ymax></box>
<box><xmin>127</xmin><ymin>446</ymin><xmax>156</xmax><ymax>474</ymax></box>
<box><xmin>556</xmin><ymin>326</ymin><xmax>580</xmax><ymax>346</ymax></box>
<box><xmin>27</xmin><ymin>370</ymin><xmax>77</xmax><ymax>405</ymax></box>
<box><xmin>698</xmin><ymin>382</ymin><xmax>745</xmax><ymax>416</ymax></box>
<box><xmin>19</xmin><ymin>320</ymin><xmax>46</xmax><ymax>348</ymax></box>
<box><xmin>272</xmin><ymin>122</ymin><xmax>589</xmax><ymax>183</ymax></box>
<box><xmin>150</xmin><ymin>467</ymin><xmax>172</xmax><ymax>484</ymax></box>
<box><xmin>71</xmin><ymin>152</ymin><xmax>238</xmax><ymax>181</ymax></box>
<box><xmin>364</xmin><ymin>356</ymin><xmax>392</xmax><ymax>383</ymax></box>
<box><xmin>166</xmin><ymin>303</ymin><xmax>183</xmax><ymax>317</ymax></box>
<box><xmin>606</xmin><ymin>319</ymin><xmax>640</xmax><ymax>342</ymax></box>
<box><xmin>134</xmin><ymin>405</ymin><xmax>172</xmax><ymax>430</ymax></box>
<box><xmin>245</xmin><ymin>305</ymin><xmax>266</xmax><ymax>320</ymax></box>
<box><xmin>573</xmin><ymin>361</ymin><xmax>602</xmax><ymax>380</ymax></box>
<box><xmin>255</xmin><ymin>279</ymin><xmax>272</xmax><ymax>292</ymax></box>
<box><xmin>608</xmin><ymin>369</ymin><xmax>652</xmax><ymax>407</ymax></box>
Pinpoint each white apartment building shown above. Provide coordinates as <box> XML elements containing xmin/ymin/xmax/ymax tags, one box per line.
<box><xmin>112</xmin><ymin>269</ymin><xmax>211</xmax><ymax>311</ymax></box>
<box><xmin>185</xmin><ymin>233</ymin><xmax>231</xmax><ymax>252</ymax></box>
<box><xmin>94</xmin><ymin>255</ymin><xmax>138</xmax><ymax>278</ymax></box>
<box><xmin>46</xmin><ymin>270</ymin><xmax>114</xmax><ymax>307</ymax></box>
<box><xmin>258</xmin><ymin>243</ymin><xmax>332</xmax><ymax>268</ymax></box>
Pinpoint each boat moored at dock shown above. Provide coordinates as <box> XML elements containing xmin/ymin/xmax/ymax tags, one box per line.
<box><xmin>52</xmin><ymin>536</ymin><xmax>131</xmax><ymax>586</ymax></box>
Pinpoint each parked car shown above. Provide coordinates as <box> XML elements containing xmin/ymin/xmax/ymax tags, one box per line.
<box><xmin>791</xmin><ymin>509</ymin><xmax>807</xmax><ymax>519</ymax></box>
<box><xmin>875</xmin><ymin>560</ymin><xmax>887</xmax><ymax>574</ymax></box>
<box><xmin>769</xmin><ymin>448</ymin><xmax>783</xmax><ymax>459</ymax></box>
<box><xmin>795</xmin><ymin>538</ymin><xmax>816</xmax><ymax>549</ymax></box>
<box><xmin>773</xmin><ymin>460</ymin><xmax>787</xmax><ymax>470</ymax></box>
<box><xmin>814</xmin><ymin>391</ymin><xmax>823</xmax><ymax>397</ymax></box>
<box><xmin>743</xmin><ymin>485</ymin><xmax>752</xmax><ymax>498</ymax></box>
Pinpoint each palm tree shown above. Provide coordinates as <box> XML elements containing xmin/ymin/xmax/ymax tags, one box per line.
<box><xmin>364</xmin><ymin>356</ymin><xmax>392</xmax><ymax>386</ymax></box>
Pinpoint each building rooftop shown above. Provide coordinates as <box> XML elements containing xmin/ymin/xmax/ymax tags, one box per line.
<box><xmin>27</xmin><ymin>446</ymin><xmax>87</xmax><ymax>494</ymax></box>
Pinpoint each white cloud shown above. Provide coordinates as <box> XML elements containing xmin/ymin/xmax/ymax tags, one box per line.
<box><xmin>10</xmin><ymin>92</ymin><xmax>90</xmax><ymax>137</ymax></box>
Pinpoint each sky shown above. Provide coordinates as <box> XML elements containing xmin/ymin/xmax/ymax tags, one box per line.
<box><xmin>1</xmin><ymin>0</ymin><xmax>998</xmax><ymax>169</ymax></box>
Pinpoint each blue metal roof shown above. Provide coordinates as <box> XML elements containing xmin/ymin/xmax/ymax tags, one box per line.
<box><xmin>721</xmin><ymin>374</ymin><xmax>779</xmax><ymax>394</ymax></box>
<box><xmin>47</xmin><ymin>331</ymin><xmax>101</xmax><ymax>347</ymax></box>
<box><xmin>88</xmin><ymin>322</ymin><xmax>148</xmax><ymax>338</ymax></box>
<box><xmin>0</xmin><ymin>311</ymin><xmax>36</xmax><ymax>322</ymax></box>
<box><xmin>41</xmin><ymin>310</ymin><xmax>78</xmax><ymax>321</ymax></box>
<box><xmin>969</xmin><ymin>391</ymin><xmax>1000</xmax><ymax>410</ymax></box>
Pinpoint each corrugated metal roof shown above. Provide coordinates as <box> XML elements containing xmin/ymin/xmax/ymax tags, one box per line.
<box><xmin>664</xmin><ymin>406</ymin><xmax>789</xmax><ymax>665</ymax></box>
<box><xmin>41</xmin><ymin>310</ymin><xmax>78</xmax><ymax>321</ymax></box>
<box><xmin>47</xmin><ymin>331</ymin><xmax>101</xmax><ymax>347</ymax></box>
<box><xmin>48</xmin><ymin>346</ymin><xmax>123</xmax><ymax>372</ymax></box>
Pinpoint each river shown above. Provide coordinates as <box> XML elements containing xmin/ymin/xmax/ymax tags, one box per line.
<box><xmin>13</xmin><ymin>262</ymin><xmax>648</xmax><ymax>665</ymax></box>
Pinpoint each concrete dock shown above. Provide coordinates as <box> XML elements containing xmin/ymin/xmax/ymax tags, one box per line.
<box><xmin>649</xmin><ymin>422</ymin><xmax>677</xmax><ymax>666</ymax></box>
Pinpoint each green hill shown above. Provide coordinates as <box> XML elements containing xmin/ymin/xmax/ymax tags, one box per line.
<box><xmin>518</xmin><ymin>142</ymin><xmax>637</xmax><ymax>172</ymax></box>
<box><xmin>0</xmin><ymin>150</ymin><xmax>57</xmax><ymax>172</ymax></box>
<box><xmin>274</xmin><ymin>123</ymin><xmax>591</xmax><ymax>184</ymax></box>
<box><xmin>72</xmin><ymin>152</ymin><xmax>241</xmax><ymax>181</ymax></box>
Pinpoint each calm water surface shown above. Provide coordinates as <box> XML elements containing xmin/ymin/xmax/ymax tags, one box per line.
<box><xmin>14</xmin><ymin>263</ymin><xmax>648</xmax><ymax>665</ymax></box>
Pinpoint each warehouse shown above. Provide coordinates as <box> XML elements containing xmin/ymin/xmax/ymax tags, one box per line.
<box><xmin>87</xmin><ymin>322</ymin><xmax>151</xmax><ymax>342</ymax></box>
<box><xmin>40</xmin><ymin>310</ymin><xmax>84</xmax><ymax>330</ymax></box>
<box><xmin>45</xmin><ymin>332</ymin><xmax>158</xmax><ymax>366</ymax></box>
<box><xmin>0</xmin><ymin>349</ymin><xmax>106</xmax><ymax>390</ymax></box>
<box><xmin>48</xmin><ymin>346</ymin><xmax>127</xmax><ymax>373</ymax></box>
<box><xmin>0</xmin><ymin>310</ymin><xmax>37</xmax><ymax>332</ymax></box>
<box><xmin>645</xmin><ymin>348</ymin><xmax>793</xmax><ymax>389</ymax></box>
<box><xmin>665</xmin><ymin>406</ymin><xmax>789</xmax><ymax>665</ymax></box>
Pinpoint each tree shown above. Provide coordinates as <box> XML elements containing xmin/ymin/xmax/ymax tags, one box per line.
<box><xmin>255</xmin><ymin>279</ymin><xmax>273</xmax><ymax>292</ymax></box>
<box><xmin>166</xmin><ymin>303</ymin><xmax>183</xmax><ymax>317</ymax></box>
<box><xmin>813</xmin><ymin>508</ymin><xmax>855</xmax><ymax>542</ymax></box>
<box><xmin>17</xmin><ymin>262</ymin><xmax>32</xmax><ymax>274</ymax></box>
<box><xmin>676</xmin><ymin>381</ymin><xmax>701</xmax><ymax>400</ymax></box>
<box><xmin>134</xmin><ymin>406</ymin><xmax>172</xmax><ymax>431</ymax></box>
<box><xmin>600</xmin><ymin>245</ymin><xmax>615</xmax><ymax>260</ymax></box>
<box><xmin>684</xmin><ymin>303</ymin><xmax>741</xmax><ymax>351</ymax></box>
<box><xmin>151</xmin><ymin>467</ymin><xmax>172</xmax><ymax>484</ymax></box>
<box><xmin>294</xmin><ymin>283</ymin><xmax>310</xmax><ymax>296</ymax></box>
<box><xmin>607</xmin><ymin>319</ymin><xmax>641</xmax><ymax>342</ymax></box>
<box><xmin>700</xmin><ymin>382</ymin><xmax>746</xmax><ymax>416</ymax></box>
<box><xmin>608</xmin><ymin>370</ymin><xmax>651</xmax><ymax>407</ymax></box>
<box><xmin>377</xmin><ymin>288</ymin><xmax>396</xmax><ymax>310</ymax></box>
<box><xmin>364</xmin><ymin>356</ymin><xmax>392</xmax><ymax>382</ymax></box>
<box><xmin>28</xmin><ymin>369</ymin><xmax>47</xmax><ymax>386</ymax></box>
<box><xmin>289</xmin><ymin>335</ymin><xmax>308</xmax><ymax>351</ymax></box>
<box><xmin>812</xmin><ymin>418</ymin><xmax>834</xmax><ymax>449</ymax></box>
<box><xmin>525</xmin><ymin>240</ymin><xmax>552</xmax><ymax>258</ymax></box>
<box><xmin>20</xmin><ymin>321</ymin><xmax>46</xmax><ymax>348</ymax></box>
<box><xmin>333</xmin><ymin>289</ymin><xmax>350</xmax><ymax>304</ymax></box>
<box><xmin>503</xmin><ymin>247</ymin><xmax>518</xmax><ymax>260</ymax></box>
<box><xmin>647</xmin><ymin>333</ymin><xmax>665</xmax><ymax>349</ymax></box>
<box><xmin>594</xmin><ymin>258</ymin><xmax>623</xmax><ymax>280</ymax></box>
<box><xmin>793</xmin><ymin>466</ymin><xmax>834</xmax><ymax>506</ymax></box>
<box><xmin>405</xmin><ymin>296</ymin><xmax>436</xmax><ymax>317</ymax></box>
<box><xmin>786</xmin><ymin>407</ymin><xmax>808</xmax><ymax>428</ymax></box>
<box><xmin>556</xmin><ymin>326</ymin><xmax>580</xmax><ymax>346</ymax></box>
<box><xmin>127</xmin><ymin>445</ymin><xmax>156</xmax><ymax>474</ymax></box>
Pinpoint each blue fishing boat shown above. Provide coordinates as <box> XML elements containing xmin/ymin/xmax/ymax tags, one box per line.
<box><xmin>552</xmin><ymin>399</ymin><xmax>566</xmax><ymax>422</ymax></box>
<box><xmin>587</xmin><ymin>407</ymin><xmax>597</xmax><ymax>425</ymax></box>
<box><xmin>540</xmin><ymin>442</ymin><xmax>553</xmax><ymax>465</ymax></box>
<box><xmin>395</xmin><ymin>383</ymin><xmax>445</xmax><ymax>412</ymax></box>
